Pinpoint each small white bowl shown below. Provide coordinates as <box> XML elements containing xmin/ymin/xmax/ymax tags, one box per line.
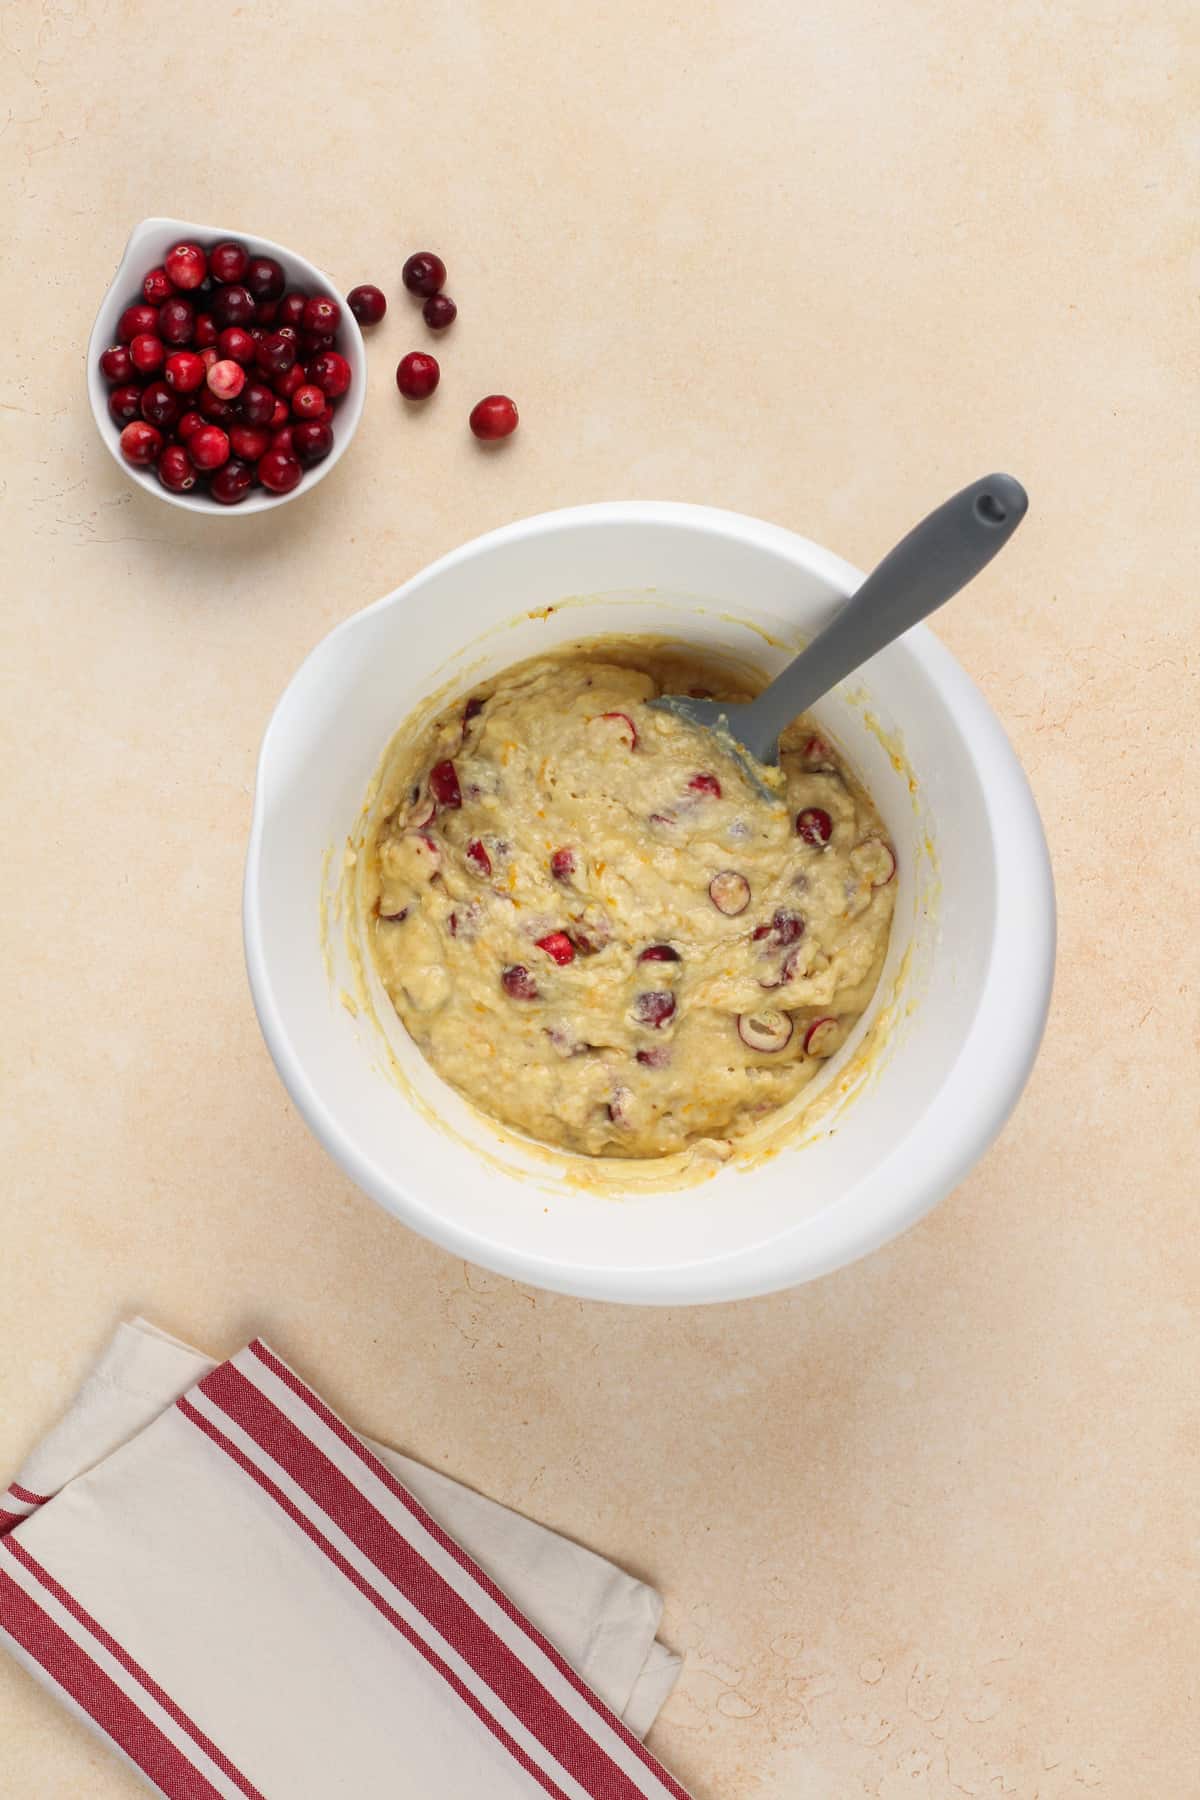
<box><xmin>245</xmin><ymin>502</ymin><xmax>1055</xmax><ymax>1304</ymax></box>
<box><xmin>87</xmin><ymin>216</ymin><xmax>366</xmax><ymax>515</ymax></box>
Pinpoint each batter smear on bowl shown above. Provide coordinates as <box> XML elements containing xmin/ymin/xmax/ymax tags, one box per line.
<box><xmin>363</xmin><ymin>645</ymin><xmax>896</xmax><ymax>1158</ymax></box>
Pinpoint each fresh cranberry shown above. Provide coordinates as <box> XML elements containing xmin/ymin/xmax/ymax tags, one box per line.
<box><xmin>212</xmin><ymin>284</ymin><xmax>256</xmax><ymax>328</ymax></box>
<box><xmin>119</xmin><ymin>420</ymin><xmax>163</xmax><ymax>466</ymax></box>
<box><xmin>257</xmin><ymin>299</ymin><xmax>280</xmax><ymax>325</ymax></box>
<box><xmin>268</xmin><ymin>397</ymin><xmax>290</xmax><ymax>428</ymax></box>
<box><xmin>139</xmin><ymin>380</ymin><xmax>178</xmax><ymax>429</ymax></box>
<box><xmin>163</xmin><ymin>350</ymin><xmax>205</xmax><ymax>393</ymax></box>
<box><xmin>245</xmin><ymin>255</ymin><xmax>284</xmax><ymax>301</ymax></box>
<box><xmin>688</xmin><ymin>772</ymin><xmax>722</xmax><ymax>798</ymax></box>
<box><xmin>177</xmin><ymin>409</ymin><xmax>204</xmax><ymax>440</ymax></box>
<box><xmin>291</xmin><ymin>419</ymin><xmax>333</xmax><ymax>466</ymax></box>
<box><xmin>258</xmin><ymin>448</ymin><xmax>302</xmax><ymax>493</ymax></box>
<box><xmin>207</xmin><ymin>359</ymin><xmax>246</xmax><ymax>401</ymax></box>
<box><xmin>199</xmin><ymin>348</ymin><xmax>218</xmax><ymax>372</ymax></box>
<box><xmin>396</xmin><ymin>352</ymin><xmax>438</xmax><ymax>400</ymax></box>
<box><xmin>189</xmin><ymin>424</ymin><xmax>230</xmax><ymax>470</ymax></box>
<box><xmin>198</xmin><ymin>386</ymin><xmax>236</xmax><ymax>423</ymax></box>
<box><xmin>422</xmin><ymin>293</ymin><xmax>457</xmax><ymax>330</ymax></box>
<box><xmin>210</xmin><ymin>458</ymin><xmax>254</xmax><ymax>505</ymax></box>
<box><xmin>157</xmin><ymin>444</ymin><xmax>196</xmax><ymax>493</ymax></box>
<box><xmin>164</xmin><ymin>241</ymin><xmax>207</xmax><ymax>289</ymax></box>
<box><xmin>99</xmin><ymin>344</ymin><xmax>134</xmax><ymax>383</ymax></box>
<box><xmin>142</xmin><ymin>266</ymin><xmax>174</xmax><ymax>304</ymax></box>
<box><xmin>347</xmin><ymin>283</ymin><xmax>386</xmax><ymax>325</ymax></box>
<box><xmin>217</xmin><ymin>326</ymin><xmax>256</xmax><ymax>366</ymax></box>
<box><xmin>274</xmin><ymin>364</ymin><xmax>306</xmax><ymax>400</ymax></box>
<box><xmin>209</xmin><ymin>239</ymin><xmax>249</xmax><ymax>284</ymax></box>
<box><xmin>255</xmin><ymin>331</ymin><xmax>296</xmax><ymax>377</ymax></box>
<box><xmin>402</xmin><ymin>252</ymin><xmax>446</xmax><ymax>297</ymax></box>
<box><xmin>469</xmin><ymin>394</ymin><xmax>519</xmax><ymax>440</ymax></box>
<box><xmin>108</xmin><ymin>384</ymin><xmax>142</xmax><ymax>425</ymax></box>
<box><xmin>298</xmin><ymin>330</ymin><xmax>334</xmax><ymax>357</ymax></box>
<box><xmin>158</xmin><ymin>297</ymin><xmax>196</xmax><ymax>346</ymax></box>
<box><xmin>429</xmin><ymin>759</ymin><xmax>461</xmax><ymax>808</ymax></box>
<box><xmin>226</xmin><ymin>424</ymin><xmax>267</xmax><ymax>462</ymax></box>
<box><xmin>276</xmin><ymin>323</ymin><xmax>300</xmax><ymax>347</ymax></box>
<box><xmin>796</xmin><ymin>807</ymin><xmax>833</xmax><ymax>846</ymax></box>
<box><xmin>277</xmin><ymin>292</ymin><xmax>308</xmax><ymax>329</ymax></box>
<box><xmin>192</xmin><ymin>312</ymin><xmax>216</xmax><ymax>348</ymax></box>
<box><xmin>289</xmin><ymin>382</ymin><xmax>325</xmax><ymax>419</ymax></box>
<box><xmin>536</xmin><ymin>932</ymin><xmax>576</xmax><ymax>965</ymax></box>
<box><xmin>550</xmin><ymin>848</ymin><xmax>576</xmax><ymax>883</ymax></box>
<box><xmin>638</xmin><ymin>944</ymin><xmax>680</xmax><ymax>963</ymax></box>
<box><xmin>310</xmin><ymin>349</ymin><xmax>352</xmax><ymax>397</ymax></box>
<box><xmin>128</xmin><ymin>333</ymin><xmax>164</xmax><ymax>375</ymax></box>
<box><xmin>118</xmin><ymin>303</ymin><xmax>159</xmax><ymax>343</ymax></box>
<box><xmin>465</xmin><ymin>839</ymin><xmax>492</xmax><ymax>878</ymax></box>
<box><xmin>302</xmin><ymin>295</ymin><xmax>341</xmax><ymax>336</ymax></box>
<box><xmin>237</xmin><ymin>381</ymin><xmax>274</xmax><ymax>426</ymax></box>
<box><xmin>633</xmin><ymin>992</ymin><xmax>676</xmax><ymax>1028</ymax></box>
<box><xmin>501</xmin><ymin>964</ymin><xmax>538</xmax><ymax>1000</ymax></box>
<box><xmin>270</xmin><ymin>424</ymin><xmax>295</xmax><ymax>455</ymax></box>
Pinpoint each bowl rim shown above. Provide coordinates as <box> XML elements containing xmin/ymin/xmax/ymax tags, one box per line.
<box><xmin>86</xmin><ymin>215</ymin><xmax>366</xmax><ymax>516</ymax></box>
<box><xmin>244</xmin><ymin>500</ymin><xmax>1056</xmax><ymax>1303</ymax></box>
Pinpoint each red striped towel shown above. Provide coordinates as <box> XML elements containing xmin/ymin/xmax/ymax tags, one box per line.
<box><xmin>0</xmin><ymin>1322</ymin><xmax>689</xmax><ymax>1799</ymax></box>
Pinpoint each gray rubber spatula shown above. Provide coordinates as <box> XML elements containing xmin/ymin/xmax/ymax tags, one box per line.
<box><xmin>652</xmin><ymin>473</ymin><xmax>1029</xmax><ymax>770</ymax></box>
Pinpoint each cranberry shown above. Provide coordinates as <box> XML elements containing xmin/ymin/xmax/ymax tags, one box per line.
<box><xmin>217</xmin><ymin>326</ymin><xmax>256</xmax><ymax>366</ymax></box>
<box><xmin>207</xmin><ymin>359</ymin><xmax>246</xmax><ymax>401</ymax></box>
<box><xmin>191</xmin><ymin>313</ymin><xmax>216</xmax><ymax>349</ymax></box>
<box><xmin>465</xmin><ymin>839</ymin><xmax>492</xmax><ymax>878</ymax></box>
<box><xmin>234</xmin><ymin>382</ymin><xmax>270</xmax><ymax>427</ymax></box>
<box><xmin>550</xmin><ymin>848</ymin><xmax>576</xmax><ymax>883</ymax></box>
<box><xmin>142</xmin><ymin>266</ymin><xmax>174</xmax><ymax>304</ymax></box>
<box><xmin>310</xmin><ymin>349</ymin><xmax>352</xmax><ymax>397</ymax></box>
<box><xmin>255</xmin><ymin>331</ymin><xmax>296</xmax><ymax>377</ymax></box>
<box><xmin>157</xmin><ymin>444</ymin><xmax>196</xmax><ymax>493</ymax></box>
<box><xmin>270</xmin><ymin>424</ymin><xmax>296</xmax><ymax>455</ymax></box>
<box><xmin>210</xmin><ymin>458</ymin><xmax>254</xmax><ymax>505</ymax></box>
<box><xmin>274</xmin><ymin>364</ymin><xmax>306</xmax><ymax>400</ymax></box>
<box><xmin>128</xmin><ymin>333</ymin><xmax>165</xmax><ymax>375</ymax></box>
<box><xmin>289</xmin><ymin>382</ymin><xmax>325</xmax><ymax>419</ymax></box>
<box><xmin>258</xmin><ymin>448</ymin><xmax>302</xmax><ymax>493</ymax></box>
<box><xmin>199</xmin><ymin>348</ymin><xmax>218</xmax><ymax>372</ymax></box>
<box><xmin>189</xmin><ymin>424</ymin><xmax>230</xmax><ymax>470</ymax></box>
<box><xmin>638</xmin><ymin>944</ymin><xmax>681</xmax><ymax>963</ymax></box>
<box><xmin>276</xmin><ymin>323</ymin><xmax>300</xmax><ymax>346</ymax></box>
<box><xmin>163</xmin><ymin>350</ymin><xmax>205</xmax><ymax>393</ymax></box>
<box><xmin>803</xmin><ymin>1016</ymin><xmax>840</xmax><ymax>1057</ymax></box>
<box><xmin>536</xmin><ymin>932</ymin><xmax>576</xmax><ymax>966</ymax></box>
<box><xmin>396</xmin><ymin>352</ymin><xmax>439</xmax><ymax>400</ymax></box>
<box><xmin>277</xmin><ymin>292</ymin><xmax>308</xmax><ymax>329</ymax></box>
<box><xmin>158</xmin><ymin>297</ymin><xmax>195</xmax><ymax>346</ymax></box>
<box><xmin>139</xmin><ymin>380</ymin><xmax>178</xmax><ymax>429</ymax></box>
<box><xmin>591</xmin><ymin>710</ymin><xmax>637</xmax><ymax>749</ymax></box>
<box><xmin>469</xmin><ymin>395</ymin><xmax>519</xmax><ymax>440</ymax></box>
<box><xmin>119</xmin><ymin>420</ymin><xmax>163</xmax><ymax>466</ymax></box>
<box><xmin>198</xmin><ymin>386</ymin><xmax>236</xmax><ymax>423</ymax></box>
<box><xmin>164</xmin><ymin>241</ymin><xmax>207</xmax><ymax>289</ymax></box>
<box><xmin>99</xmin><ymin>344</ymin><xmax>134</xmax><ymax>383</ymax></box>
<box><xmin>796</xmin><ymin>807</ymin><xmax>833</xmax><ymax>846</ymax></box>
<box><xmin>225</xmin><ymin>424</ymin><xmax>266</xmax><ymax>462</ymax></box>
<box><xmin>299</xmin><ymin>330</ymin><xmax>334</xmax><ymax>357</ymax></box>
<box><xmin>737</xmin><ymin>1011</ymin><xmax>793</xmax><ymax>1054</ymax></box>
<box><xmin>291</xmin><ymin>419</ymin><xmax>333</xmax><ymax>466</ymax></box>
<box><xmin>422</xmin><ymin>293</ymin><xmax>457</xmax><ymax>330</ymax></box>
<box><xmin>108</xmin><ymin>384</ymin><xmax>142</xmax><ymax>425</ymax></box>
<box><xmin>462</xmin><ymin>695</ymin><xmax>484</xmax><ymax>731</ymax></box>
<box><xmin>208</xmin><ymin>239</ymin><xmax>249</xmax><ymax>283</ymax></box>
<box><xmin>269</xmin><ymin>397</ymin><xmax>290</xmax><ymax>428</ymax></box>
<box><xmin>212</xmin><ymin>284</ymin><xmax>256</xmax><ymax>329</ymax></box>
<box><xmin>402</xmin><ymin>252</ymin><xmax>446</xmax><ymax>297</ymax></box>
<box><xmin>429</xmin><ymin>759</ymin><xmax>461</xmax><ymax>808</ymax></box>
<box><xmin>752</xmin><ymin>908</ymin><xmax>806</xmax><ymax>947</ymax></box>
<box><xmin>302</xmin><ymin>295</ymin><xmax>341</xmax><ymax>335</ymax></box>
<box><xmin>688</xmin><ymin>773</ymin><xmax>722</xmax><ymax>798</ymax></box>
<box><xmin>501</xmin><ymin>964</ymin><xmax>538</xmax><ymax>1001</ymax></box>
<box><xmin>177</xmin><ymin>409</ymin><xmax>204</xmax><ymax>440</ymax></box>
<box><xmin>709</xmin><ymin>870</ymin><xmax>751</xmax><ymax>915</ymax></box>
<box><xmin>633</xmin><ymin>992</ymin><xmax>676</xmax><ymax>1028</ymax></box>
<box><xmin>118</xmin><ymin>303</ymin><xmax>159</xmax><ymax>343</ymax></box>
<box><xmin>245</xmin><ymin>255</ymin><xmax>284</xmax><ymax>301</ymax></box>
<box><xmin>347</xmin><ymin>283</ymin><xmax>386</xmax><ymax>325</ymax></box>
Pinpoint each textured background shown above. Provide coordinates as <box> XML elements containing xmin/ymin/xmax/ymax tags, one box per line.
<box><xmin>2</xmin><ymin>0</ymin><xmax>1198</xmax><ymax>1794</ymax></box>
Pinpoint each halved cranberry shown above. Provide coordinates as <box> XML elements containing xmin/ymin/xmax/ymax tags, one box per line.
<box><xmin>207</xmin><ymin>359</ymin><xmax>246</xmax><ymax>401</ymax></box>
<box><xmin>108</xmin><ymin>384</ymin><xmax>142</xmax><ymax>425</ymax></box>
<box><xmin>803</xmin><ymin>1016</ymin><xmax>840</xmax><ymax>1056</ymax></box>
<box><xmin>292</xmin><ymin>420</ymin><xmax>334</xmax><ymax>466</ymax></box>
<box><xmin>737</xmin><ymin>1011</ymin><xmax>793</xmax><ymax>1053</ymax></box>
<box><xmin>633</xmin><ymin>991</ymin><xmax>676</xmax><ymax>1028</ymax></box>
<box><xmin>501</xmin><ymin>964</ymin><xmax>538</xmax><ymax>1000</ymax></box>
<box><xmin>708</xmin><ymin>870</ymin><xmax>750</xmax><ymax>915</ymax></box>
<box><xmin>536</xmin><ymin>931</ymin><xmax>575</xmax><ymax>965</ymax></box>
<box><xmin>636</xmin><ymin>1046</ymin><xmax>671</xmax><ymax>1068</ymax></box>
<box><xmin>158</xmin><ymin>297</ymin><xmax>195</xmax><ymax>346</ymax></box>
<box><xmin>259</xmin><ymin>448</ymin><xmax>302</xmax><ymax>493</ymax></box>
<box><xmin>119</xmin><ymin>420</ymin><xmax>163</xmax><ymax>466</ymax></box>
<box><xmin>218</xmin><ymin>326</ymin><xmax>256</xmax><ymax>366</ymax></box>
<box><xmin>589</xmin><ymin>711</ymin><xmax>637</xmax><ymax>749</ymax></box>
<box><xmin>212</xmin><ymin>284</ymin><xmax>256</xmax><ymax>329</ymax></box>
<box><xmin>163</xmin><ymin>350</ymin><xmax>205</xmax><ymax>393</ymax></box>
<box><xmin>128</xmin><ymin>333</ymin><xmax>165</xmax><ymax>375</ymax></box>
<box><xmin>210</xmin><ymin>458</ymin><xmax>254</xmax><ymax>505</ymax></box>
<box><xmin>193</xmin><ymin>312</ymin><xmax>217</xmax><ymax>348</ymax></box>
<box><xmin>99</xmin><ymin>344</ymin><xmax>134</xmax><ymax>383</ymax></box>
<box><xmin>255</xmin><ymin>331</ymin><xmax>296</xmax><ymax>377</ymax></box>
<box><xmin>422</xmin><ymin>293</ymin><xmax>457</xmax><ymax>330</ymax></box>
<box><xmin>462</xmin><ymin>695</ymin><xmax>484</xmax><ymax>737</ymax></box>
<box><xmin>188</xmin><ymin>424</ymin><xmax>230</xmax><ymax>470</ymax></box>
<box><xmin>688</xmin><ymin>772</ymin><xmax>722</xmax><ymax>797</ymax></box>
<box><xmin>348</xmin><ymin>283</ymin><xmax>387</xmax><ymax>325</ymax></box>
<box><xmin>309</xmin><ymin>350</ymin><xmax>351</xmax><ymax>397</ymax></box>
<box><xmin>303</xmin><ymin>295</ymin><xmax>341</xmax><ymax>335</ymax></box>
<box><xmin>801</xmin><ymin>735</ymin><xmax>837</xmax><ymax>770</ymax></box>
<box><xmin>465</xmin><ymin>839</ymin><xmax>492</xmax><ymax>878</ymax></box>
<box><xmin>164</xmin><ymin>241</ymin><xmax>207</xmax><ymax>289</ymax></box>
<box><xmin>402</xmin><ymin>251</ymin><xmax>446</xmax><ymax>297</ymax></box>
<box><xmin>245</xmin><ymin>255</ymin><xmax>285</xmax><ymax>301</ymax></box>
<box><xmin>429</xmin><ymin>759</ymin><xmax>461</xmax><ymax>808</ymax></box>
<box><xmin>851</xmin><ymin>839</ymin><xmax>897</xmax><ymax>887</ymax></box>
<box><xmin>118</xmin><ymin>303</ymin><xmax>159</xmax><ymax>343</ymax></box>
<box><xmin>291</xmin><ymin>382</ymin><xmax>326</xmax><ymax>419</ymax></box>
<box><xmin>469</xmin><ymin>394</ymin><xmax>519</xmax><ymax>440</ymax></box>
<box><xmin>550</xmin><ymin>848</ymin><xmax>576</xmax><ymax>883</ymax></box>
<box><xmin>176</xmin><ymin>409</ymin><xmax>204</xmax><ymax>440</ymax></box>
<box><xmin>379</xmin><ymin>905</ymin><xmax>409</xmax><ymax>924</ymax></box>
<box><xmin>638</xmin><ymin>944</ymin><xmax>680</xmax><ymax>963</ymax></box>
<box><xmin>396</xmin><ymin>351</ymin><xmax>439</xmax><ymax>400</ymax></box>
<box><xmin>753</xmin><ymin>909</ymin><xmax>805</xmax><ymax>947</ymax></box>
<box><xmin>230</xmin><ymin>424</ymin><xmax>270</xmax><ymax>462</ymax></box>
<box><xmin>607</xmin><ymin>1085</ymin><xmax>634</xmax><ymax>1127</ymax></box>
<box><xmin>239</xmin><ymin>381</ymin><xmax>276</xmax><ymax>426</ymax></box>
<box><xmin>796</xmin><ymin>807</ymin><xmax>833</xmax><ymax>846</ymax></box>
<box><xmin>142</xmin><ymin>266</ymin><xmax>174</xmax><ymax>304</ymax></box>
<box><xmin>139</xmin><ymin>380</ymin><xmax>178</xmax><ymax>429</ymax></box>
<box><xmin>208</xmin><ymin>239</ymin><xmax>249</xmax><ymax>283</ymax></box>
<box><xmin>157</xmin><ymin>444</ymin><xmax>196</xmax><ymax>493</ymax></box>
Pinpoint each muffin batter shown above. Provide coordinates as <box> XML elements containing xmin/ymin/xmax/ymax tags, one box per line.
<box><xmin>363</xmin><ymin>646</ymin><xmax>896</xmax><ymax>1158</ymax></box>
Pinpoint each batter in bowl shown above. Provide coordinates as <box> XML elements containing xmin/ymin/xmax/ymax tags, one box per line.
<box><xmin>362</xmin><ymin>644</ymin><xmax>896</xmax><ymax>1159</ymax></box>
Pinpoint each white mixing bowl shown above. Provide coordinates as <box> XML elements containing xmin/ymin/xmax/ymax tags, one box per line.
<box><xmin>244</xmin><ymin>502</ymin><xmax>1054</xmax><ymax>1303</ymax></box>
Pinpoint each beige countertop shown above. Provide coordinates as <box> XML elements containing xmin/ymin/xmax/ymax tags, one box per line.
<box><xmin>2</xmin><ymin>1</ymin><xmax>1197</xmax><ymax>1793</ymax></box>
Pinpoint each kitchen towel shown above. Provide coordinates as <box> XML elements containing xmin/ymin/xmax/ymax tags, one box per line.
<box><xmin>0</xmin><ymin>1318</ymin><xmax>689</xmax><ymax>1799</ymax></box>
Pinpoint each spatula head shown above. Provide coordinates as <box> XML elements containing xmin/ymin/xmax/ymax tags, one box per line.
<box><xmin>649</xmin><ymin>692</ymin><xmax>780</xmax><ymax>799</ymax></box>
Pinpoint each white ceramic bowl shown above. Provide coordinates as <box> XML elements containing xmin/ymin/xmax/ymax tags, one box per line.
<box><xmin>245</xmin><ymin>503</ymin><xmax>1055</xmax><ymax>1303</ymax></box>
<box><xmin>87</xmin><ymin>216</ymin><xmax>366</xmax><ymax>515</ymax></box>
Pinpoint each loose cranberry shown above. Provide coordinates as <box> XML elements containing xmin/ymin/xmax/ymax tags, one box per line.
<box><xmin>189</xmin><ymin>424</ymin><xmax>230</xmax><ymax>470</ymax></box>
<box><xmin>256</xmin><ymin>299</ymin><xmax>279</xmax><ymax>326</ymax></box>
<box><xmin>198</xmin><ymin>386</ymin><xmax>236</xmax><ymax>423</ymax></box>
<box><xmin>99</xmin><ymin>344</ymin><xmax>134</xmax><ymax>383</ymax></box>
<box><xmin>536</xmin><ymin>931</ymin><xmax>576</xmax><ymax>966</ymax></box>
<box><xmin>288</xmin><ymin>382</ymin><xmax>324</xmax><ymax>420</ymax></box>
<box><xmin>230</xmin><ymin>424</ymin><xmax>270</xmax><ymax>461</ymax></box>
<box><xmin>469</xmin><ymin>394</ymin><xmax>519</xmax><ymax>440</ymax></box>
<box><xmin>212</xmin><ymin>284</ymin><xmax>256</xmax><ymax>329</ymax></box>
<box><xmin>464</xmin><ymin>839</ymin><xmax>492</xmax><ymax>878</ymax></box>
<box><xmin>238</xmin><ymin>382</ymin><xmax>275</xmax><ymax>426</ymax></box>
<box><xmin>210</xmin><ymin>458</ymin><xmax>254</xmax><ymax>505</ymax></box>
<box><xmin>277</xmin><ymin>292</ymin><xmax>308</xmax><ymax>328</ymax></box>
<box><xmin>402</xmin><ymin>251</ymin><xmax>446</xmax><ymax>297</ymax></box>
<box><xmin>119</xmin><ymin>420</ymin><xmax>163</xmax><ymax>466</ymax></box>
<box><xmin>207</xmin><ymin>359</ymin><xmax>246</xmax><ymax>401</ymax></box>
<box><xmin>501</xmin><ymin>964</ymin><xmax>538</xmax><ymax>1001</ymax></box>
<box><xmin>429</xmin><ymin>759</ymin><xmax>461</xmax><ymax>808</ymax></box>
<box><xmin>258</xmin><ymin>448</ymin><xmax>302</xmax><ymax>493</ymax></box>
<box><xmin>310</xmin><ymin>349</ymin><xmax>352</xmax><ymax>397</ymax></box>
<box><xmin>118</xmin><ymin>303</ymin><xmax>159</xmax><ymax>343</ymax></box>
<box><xmin>142</xmin><ymin>265</ymin><xmax>174</xmax><ymax>304</ymax></box>
<box><xmin>270</xmin><ymin>425</ymin><xmax>295</xmax><ymax>455</ymax></box>
<box><xmin>276</xmin><ymin>323</ymin><xmax>300</xmax><ymax>347</ymax></box>
<box><xmin>688</xmin><ymin>773</ymin><xmax>722</xmax><ymax>798</ymax></box>
<box><xmin>245</xmin><ymin>255</ymin><xmax>284</xmax><ymax>301</ymax></box>
<box><xmin>396</xmin><ymin>351</ymin><xmax>439</xmax><ymax>400</ymax></box>
<box><xmin>638</xmin><ymin>944</ymin><xmax>681</xmax><ymax>963</ymax></box>
<box><xmin>274</xmin><ymin>364</ymin><xmax>306</xmax><ymax>400</ymax></box>
<box><xmin>157</xmin><ymin>443</ymin><xmax>196</xmax><ymax>493</ymax></box>
<box><xmin>163</xmin><ymin>350</ymin><xmax>205</xmax><ymax>393</ymax></box>
<box><xmin>299</xmin><ymin>329</ymin><xmax>334</xmax><ymax>357</ymax></box>
<box><xmin>157</xmin><ymin>298</ymin><xmax>195</xmax><ymax>346</ymax></box>
<box><xmin>199</xmin><ymin>348</ymin><xmax>218</xmax><ymax>372</ymax></box>
<box><xmin>164</xmin><ymin>241</ymin><xmax>207</xmax><ymax>289</ymax></box>
<box><xmin>633</xmin><ymin>992</ymin><xmax>676</xmax><ymax>1028</ymax></box>
<box><xmin>255</xmin><ymin>331</ymin><xmax>296</xmax><ymax>377</ymax></box>
<box><xmin>128</xmin><ymin>333</ymin><xmax>165</xmax><ymax>375</ymax></box>
<box><xmin>208</xmin><ymin>239</ymin><xmax>249</xmax><ymax>283</ymax></box>
<box><xmin>422</xmin><ymin>293</ymin><xmax>457</xmax><ymax>330</ymax></box>
<box><xmin>108</xmin><ymin>383</ymin><xmax>142</xmax><ymax>425</ymax></box>
<box><xmin>269</xmin><ymin>397</ymin><xmax>290</xmax><ymax>428</ymax></box>
<box><xmin>347</xmin><ymin>283</ymin><xmax>386</xmax><ymax>325</ymax></box>
<box><xmin>796</xmin><ymin>807</ymin><xmax>833</xmax><ymax>846</ymax></box>
<box><xmin>217</xmin><ymin>326</ymin><xmax>256</xmax><ymax>366</ymax></box>
<box><xmin>139</xmin><ymin>380</ymin><xmax>178</xmax><ymax>429</ymax></box>
<box><xmin>291</xmin><ymin>419</ymin><xmax>333</xmax><ymax>466</ymax></box>
<box><xmin>193</xmin><ymin>311</ymin><xmax>217</xmax><ymax>348</ymax></box>
<box><xmin>302</xmin><ymin>295</ymin><xmax>341</xmax><ymax>336</ymax></box>
<box><xmin>177</xmin><ymin>409</ymin><xmax>204</xmax><ymax>440</ymax></box>
<box><xmin>550</xmin><ymin>848</ymin><xmax>576</xmax><ymax>883</ymax></box>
